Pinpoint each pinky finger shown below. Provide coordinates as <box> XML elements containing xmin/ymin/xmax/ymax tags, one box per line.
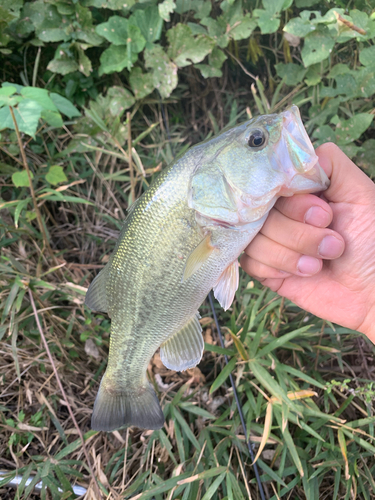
<box><xmin>240</xmin><ymin>254</ymin><xmax>292</xmax><ymax>280</ymax></box>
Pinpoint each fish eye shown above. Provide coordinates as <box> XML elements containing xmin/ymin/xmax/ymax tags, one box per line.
<box><xmin>248</xmin><ymin>129</ymin><xmax>266</xmax><ymax>149</ymax></box>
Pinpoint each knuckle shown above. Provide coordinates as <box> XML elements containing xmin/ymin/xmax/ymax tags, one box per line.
<box><xmin>277</xmin><ymin>246</ymin><xmax>296</xmax><ymax>271</ymax></box>
<box><xmin>288</xmin><ymin>226</ymin><xmax>306</xmax><ymax>252</ymax></box>
<box><xmin>316</xmin><ymin>142</ymin><xmax>340</xmax><ymax>156</ymax></box>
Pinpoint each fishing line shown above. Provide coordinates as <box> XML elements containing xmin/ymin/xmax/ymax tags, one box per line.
<box><xmin>209</xmin><ymin>292</ymin><xmax>266</xmax><ymax>500</ymax></box>
<box><xmin>159</xmin><ymin>99</ymin><xmax>266</xmax><ymax>499</ymax></box>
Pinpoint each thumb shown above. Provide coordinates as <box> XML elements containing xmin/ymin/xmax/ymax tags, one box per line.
<box><xmin>316</xmin><ymin>142</ymin><xmax>375</xmax><ymax>204</ymax></box>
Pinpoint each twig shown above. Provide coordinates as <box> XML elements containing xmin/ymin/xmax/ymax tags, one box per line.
<box><xmin>9</xmin><ymin>106</ymin><xmax>60</xmax><ymax>273</ymax></box>
<box><xmin>334</xmin><ymin>11</ymin><xmax>366</xmax><ymax>35</ymax></box>
<box><xmin>225</xmin><ymin>50</ymin><xmax>257</xmax><ymax>81</ymax></box>
<box><xmin>127</xmin><ymin>111</ymin><xmax>136</xmax><ymax>204</ymax></box>
<box><xmin>28</xmin><ymin>289</ymin><xmax>102</xmax><ymax>499</ymax></box>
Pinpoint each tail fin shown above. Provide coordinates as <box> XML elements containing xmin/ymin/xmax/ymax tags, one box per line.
<box><xmin>91</xmin><ymin>378</ymin><xmax>165</xmax><ymax>431</ymax></box>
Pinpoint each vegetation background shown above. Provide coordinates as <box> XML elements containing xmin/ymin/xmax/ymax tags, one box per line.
<box><xmin>1</xmin><ymin>0</ymin><xmax>375</xmax><ymax>498</ymax></box>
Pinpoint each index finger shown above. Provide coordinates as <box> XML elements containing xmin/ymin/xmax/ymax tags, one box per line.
<box><xmin>275</xmin><ymin>193</ymin><xmax>333</xmax><ymax>227</ymax></box>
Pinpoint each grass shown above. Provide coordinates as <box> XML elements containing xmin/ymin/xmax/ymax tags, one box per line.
<box><xmin>1</xmin><ymin>74</ymin><xmax>375</xmax><ymax>500</ymax></box>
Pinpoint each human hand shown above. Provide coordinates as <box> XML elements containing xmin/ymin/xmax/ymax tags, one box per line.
<box><xmin>240</xmin><ymin>143</ymin><xmax>375</xmax><ymax>342</ymax></box>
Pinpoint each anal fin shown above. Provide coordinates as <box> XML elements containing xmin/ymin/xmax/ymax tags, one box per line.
<box><xmin>160</xmin><ymin>314</ymin><xmax>204</xmax><ymax>371</ymax></box>
<box><xmin>213</xmin><ymin>260</ymin><xmax>239</xmax><ymax>311</ymax></box>
<box><xmin>85</xmin><ymin>266</ymin><xmax>109</xmax><ymax>313</ymax></box>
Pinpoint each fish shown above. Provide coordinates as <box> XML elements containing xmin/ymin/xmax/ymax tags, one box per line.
<box><xmin>85</xmin><ymin>105</ymin><xmax>329</xmax><ymax>432</ymax></box>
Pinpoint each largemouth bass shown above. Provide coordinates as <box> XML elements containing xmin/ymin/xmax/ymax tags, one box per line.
<box><xmin>85</xmin><ymin>105</ymin><xmax>329</xmax><ymax>431</ymax></box>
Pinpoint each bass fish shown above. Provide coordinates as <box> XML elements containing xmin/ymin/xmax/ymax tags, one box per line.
<box><xmin>85</xmin><ymin>105</ymin><xmax>329</xmax><ymax>431</ymax></box>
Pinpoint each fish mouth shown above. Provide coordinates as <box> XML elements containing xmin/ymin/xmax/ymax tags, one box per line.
<box><xmin>275</xmin><ymin>105</ymin><xmax>330</xmax><ymax>195</ymax></box>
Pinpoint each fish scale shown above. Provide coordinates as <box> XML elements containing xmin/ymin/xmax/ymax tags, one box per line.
<box><xmin>85</xmin><ymin>105</ymin><xmax>330</xmax><ymax>431</ymax></box>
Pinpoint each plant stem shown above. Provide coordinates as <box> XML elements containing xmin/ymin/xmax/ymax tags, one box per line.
<box><xmin>9</xmin><ymin>106</ymin><xmax>58</xmax><ymax>267</ymax></box>
<box><xmin>127</xmin><ymin>111</ymin><xmax>136</xmax><ymax>204</ymax></box>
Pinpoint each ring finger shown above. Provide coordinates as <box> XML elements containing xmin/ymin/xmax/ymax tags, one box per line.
<box><xmin>244</xmin><ymin>233</ymin><xmax>323</xmax><ymax>276</ymax></box>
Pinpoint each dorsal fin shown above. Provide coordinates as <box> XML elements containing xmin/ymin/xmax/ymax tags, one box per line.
<box><xmin>85</xmin><ymin>266</ymin><xmax>109</xmax><ymax>312</ymax></box>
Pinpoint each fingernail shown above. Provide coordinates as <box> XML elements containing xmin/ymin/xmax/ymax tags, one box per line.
<box><xmin>318</xmin><ymin>235</ymin><xmax>344</xmax><ymax>258</ymax></box>
<box><xmin>304</xmin><ymin>206</ymin><xmax>331</xmax><ymax>227</ymax></box>
<box><xmin>297</xmin><ymin>256</ymin><xmax>321</xmax><ymax>275</ymax></box>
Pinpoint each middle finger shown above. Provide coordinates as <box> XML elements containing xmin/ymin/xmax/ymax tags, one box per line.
<box><xmin>260</xmin><ymin>209</ymin><xmax>345</xmax><ymax>259</ymax></box>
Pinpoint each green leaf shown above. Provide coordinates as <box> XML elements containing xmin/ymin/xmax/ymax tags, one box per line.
<box><xmin>129</xmin><ymin>67</ymin><xmax>155</xmax><ymax>99</ymax></box>
<box><xmin>173</xmin><ymin>409</ymin><xmax>201</xmax><ymax>450</ymax></box>
<box><xmin>0</xmin><ymin>162</ymin><xmax>17</xmax><ymax>175</ymax></box>
<box><xmin>12</xmin><ymin>170</ymin><xmax>33</xmax><ymax>187</ymax></box>
<box><xmin>96</xmin><ymin>16</ymin><xmax>130</xmax><ymax>45</ymax></box>
<box><xmin>359</xmin><ymin>45</ymin><xmax>375</xmax><ymax>67</ymax></box>
<box><xmin>77</xmin><ymin>45</ymin><xmax>92</xmax><ymax>77</ymax></box>
<box><xmin>275</xmin><ymin>63</ymin><xmax>307</xmax><ymax>86</ymax></box>
<box><xmin>144</xmin><ymin>45</ymin><xmax>178</xmax><ymax>99</ymax></box>
<box><xmin>335</xmin><ymin>114</ymin><xmax>373</xmax><ymax>145</ymax></box>
<box><xmin>45</xmin><ymin>165</ymin><xmax>67</xmax><ymax>185</ymax></box>
<box><xmin>210</xmin><ymin>356</ymin><xmax>236</xmax><ymax>394</ymax></box>
<box><xmin>178</xmin><ymin>402</ymin><xmax>215</xmax><ymax>419</ymax></box>
<box><xmin>41</xmin><ymin>109</ymin><xmax>64</xmax><ymax>128</ymax></box>
<box><xmin>204</xmin><ymin>342</ymin><xmax>236</xmax><ymax>356</ymax></box>
<box><xmin>99</xmin><ymin>0</ymin><xmax>135</xmax><ymax>9</ymax></box>
<box><xmin>47</xmin><ymin>57</ymin><xmax>79</xmax><ymax>75</ymax></box>
<box><xmin>96</xmin><ymin>16</ymin><xmax>146</xmax><ymax>54</ymax></box>
<box><xmin>284</xmin><ymin>16</ymin><xmax>315</xmax><ymax>37</ymax></box>
<box><xmin>280</xmin><ymin>365</ymin><xmax>325</xmax><ymax>390</ymax></box>
<box><xmin>0</xmin><ymin>99</ymin><xmax>43</xmax><ymax>137</ymax></box>
<box><xmin>201</xmin><ymin>473</ymin><xmax>226</xmax><ymax>500</ymax></box>
<box><xmin>158</xmin><ymin>0</ymin><xmax>176</xmax><ymax>22</ymax></box>
<box><xmin>54</xmin><ymin>430</ymin><xmax>97</xmax><ymax>460</ymax></box>
<box><xmin>20</xmin><ymin>87</ymin><xmax>58</xmax><ymax>112</ymax></box>
<box><xmin>209</xmin><ymin>47</ymin><xmax>227</xmax><ymax>69</ymax></box>
<box><xmin>328</xmin><ymin>63</ymin><xmax>351</xmax><ymax>78</ymax></box>
<box><xmin>356</xmin><ymin>139</ymin><xmax>375</xmax><ymax>176</ymax></box>
<box><xmin>38</xmin><ymin>28</ymin><xmax>68</xmax><ymax>42</ymax></box>
<box><xmin>107</xmin><ymin>86</ymin><xmax>135</xmax><ymax>116</ymax></box>
<box><xmin>256</xmin><ymin>459</ymin><xmax>287</xmax><ymax>486</ymax></box>
<box><xmin>99</xmin><ymin>44</ymin><xmax>138</xmax><ymax>75</ymax></box>
<box><xmin>200</xmin><ymin>17</ymin><xmax>229</xmax><ymax>48</ymax></box>
<box><xmin>129</xmin><ymin>6</ymin><xmax>163</xmax><ymax>48</ymax></box>
<box><xmin>230</xmin><ymin>15</ymin><xmax>256</xmax><ymax>40</ymax></box>
<box><xmin>254</xmin><ymin>9</ymin><xmax>280</xmax><ymax>34</ymax></box>
<box><xmin>281</xmin><ymin>424</ymin><xmax>304</xmax><ymax>476</ymax></box>
<box><xmin>256</xmin><ymin>326</ymin><xmax>311</xmax><ymax>358</ymax></box>
<box><xmin>313</xmin><ymin>124</ymin><xmax>336</xmax><ymax>145</ymax></box>
<box><xmin>167</xmin><ymin>24</ymin><xmax>215</xmax><ymax>67</ymax></box>
<box><xmin>249</xmin><ymin>360</ymin><xmax>301</xmax><ymax>413</ymax></box>
<box><xmin>301</xmin><ymin>29</ymin><xmax>335</xmax><ymax>67</ymax></box>
<box><xmin>195</xmin><ymin>64</ymin><xmax>222</xmax><ymax>78</ymax></box>
<box><xmin>50</xmin><ymin>93</ymin><xmax>80</xmax><ymax>118</ymax></box>
<box><xmin>0</xmin><ymin>85</ymin><xmax>17</xmax><ymax>97</ymax></box>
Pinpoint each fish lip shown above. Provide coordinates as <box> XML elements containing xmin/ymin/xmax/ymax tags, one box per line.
<box><xmin>271</xmin><ymin>105</ymin><xmax>330</xmax><ymax>194</ymax></box>
<box><xmin>279</xmin><ymin>161</ymin><xmax>330</xmax><ymax>196</ymax></box>
<box><xmin>280</xmin><ymin>105</ymin><xmax>319</xmax><ymax>174</ymax></box>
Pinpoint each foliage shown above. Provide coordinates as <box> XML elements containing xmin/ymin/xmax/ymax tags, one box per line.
<box><xmin>0</xmin><ymin>0</ymin><xmax>375</xmax><ymax>499</ymax></box>
<box><xmin>1</xmin><ymin>0</ymin><xmax>374</xmax><ymax>169</ymax></box>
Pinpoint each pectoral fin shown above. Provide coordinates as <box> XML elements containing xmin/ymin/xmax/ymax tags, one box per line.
<box><xmin>183</xmin><ymin>235</ymin><xmax>214</xmax><ymax>281</ymax></box>
<box><xmin>85</xmin><ymin>266</ymin><xmax>109</xmax><ymax>312</ymax></box>
<box><xmin>160</xmin><ymin>314</ymin><xmax>204</xmax><ymax>371</ymax></box>
<box><xmin>213</xmin><ymin>260</ymin><xmax>239</xmax><ymax>311</ymax></box>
